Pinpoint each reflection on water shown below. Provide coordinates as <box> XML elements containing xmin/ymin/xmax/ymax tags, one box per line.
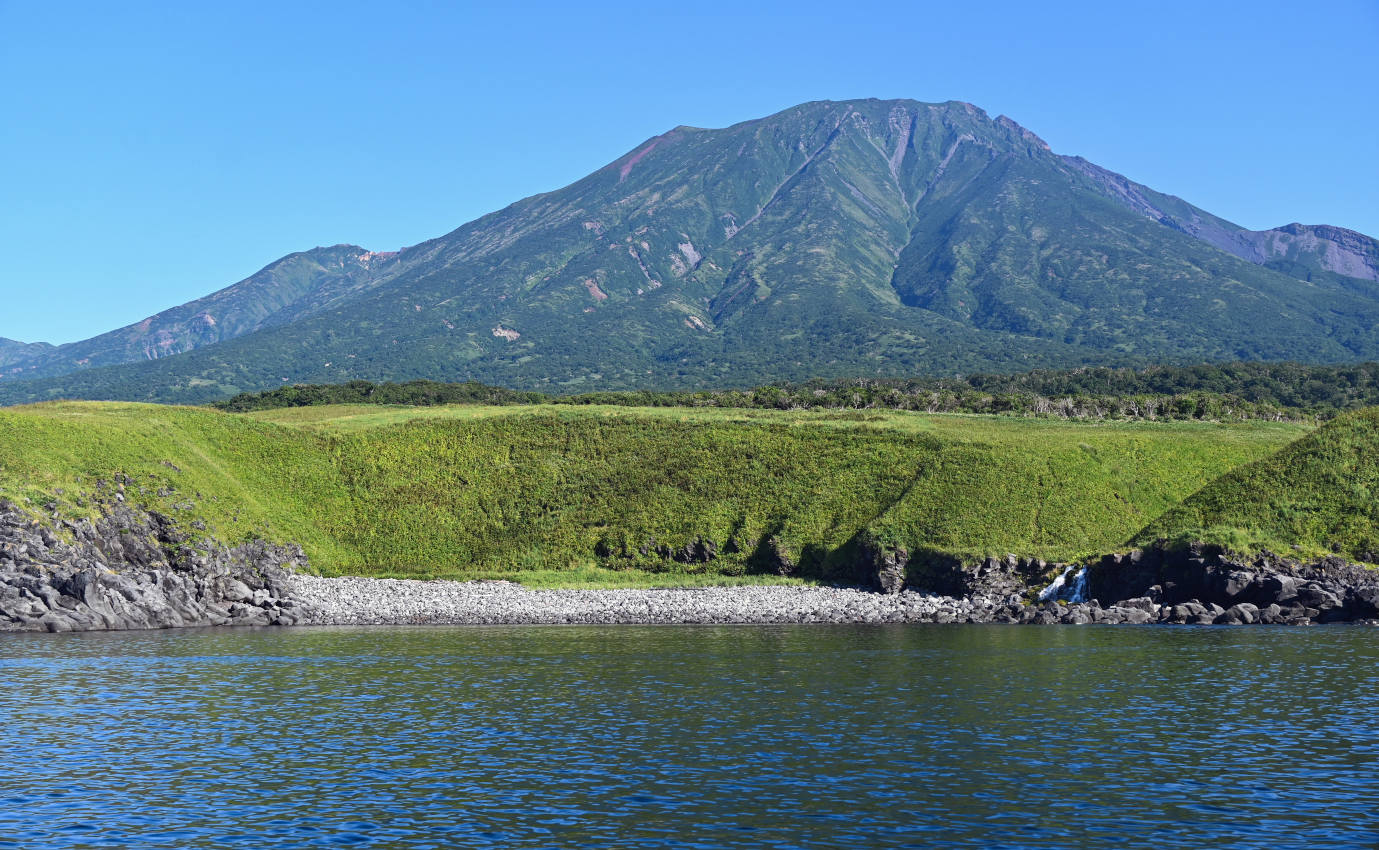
<box><xmin>2</xmin><ymin>625</ymin><xmax>1378</xmax><ymax>848</ymax></box>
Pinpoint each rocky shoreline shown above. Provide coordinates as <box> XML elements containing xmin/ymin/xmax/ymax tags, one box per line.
<box><xmin>0</xmin><ymin>499</ymin><xmax>307</xmax><ymax>632</ymax></box>
<box><xmin>3</xmin><ymin>500</ymin><xmax>1378</xmax><ymax>632</ymax></box>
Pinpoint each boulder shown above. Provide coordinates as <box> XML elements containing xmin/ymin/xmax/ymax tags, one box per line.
<box><xmin>1215</xmin><ymin>570</ymin><xmax>1256</xmax><ymax>602</ymax></box>
<box><xmin>1105</xmin><ymin>606</ymin><xmax>1154</xmax><ymax>624</ymax></box>
<box><xmin>1168</xmin><ymin>601</ymin><xmax>1208</xmax><ymax>623</ymax></box>
<box><xmin>1294</xmin><ymin>582</ymin><xmax>1343</xmax><ymax>613</ymax></box>
<box><xmin>1349</xmin><ymin>586</ymin><xmax>1379</xmax><ymax>619</ymax></box>
<box><xmin>1246</xmin><ymin>574</ymin><xmax>1298</xmax><ymax>606</ymax></box>
<box><xmin>1214</xmin><ymin>603</ymin><xmax>1259</xmax><ymax>625</ymax></box>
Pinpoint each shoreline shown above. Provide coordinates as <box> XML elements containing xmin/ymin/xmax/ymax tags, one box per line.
<box><xmin>288</xmin><ymin>574</ymin><xmax>1379</xmax><ymax>628</ymax></box>
<box><xmin>6</xmin><ymin>500</ymin><xmax>1379</xmax><ymax>632</ymax></box>
<box><xmin>9</xmin><ymin>570</ymin><xmax>1379</xmax><ymax>633</ymax></box>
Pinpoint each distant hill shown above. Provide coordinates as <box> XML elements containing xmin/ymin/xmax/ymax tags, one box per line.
<box><xmin>0</xmin><ymin>337</ymin><xmax>54</xmax><ymax>370</ymax></box>
<box><xmin>2</xmin><ymin>245</ymin><xmax>401</xmax><ymax>383</ymax></box>
<box><xmin>1135</xmin><ymin>407</ymin><xmax>1379</xmax><ymax>560</ymax></box>
<box><xmin>4</xmin><ymin>98</ymin><xmax>1379</xmax><ymax>405</ymax></box>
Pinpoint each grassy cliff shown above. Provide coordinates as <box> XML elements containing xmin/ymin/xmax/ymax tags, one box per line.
<box><xmin>1134</xmin><ymin>407</ymin><xmax>1379</xmax><ymax>561</ymax></box>
<box><xmin>0</xmin><ymin>402</ymin><xmax>1309</xmax><ymax>586</ymax></box>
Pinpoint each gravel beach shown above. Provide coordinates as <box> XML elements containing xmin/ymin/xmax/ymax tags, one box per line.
<box><xmin>291</xmin><ymin>575</ymin><xmax>992</xmax><ymax>625</ymax></box>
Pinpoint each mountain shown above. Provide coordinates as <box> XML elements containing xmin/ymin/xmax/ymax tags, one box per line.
<box><xmin>2</xmin><ymin>244</ymin><xmax>403</xmax><ymax>383</ymax></box>
<box><xmin>4</xmin><ymin>98</ymin><xmax>1379</xmax><ymax>405</ymax></box>
<box><xmin>0</xmin><ymin>338</ymin><xmax>54</xmax><ymax>370</ymax></box>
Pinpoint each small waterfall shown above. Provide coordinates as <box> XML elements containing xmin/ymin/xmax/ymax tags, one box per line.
<box><xmin>1067</xmin><ymin>567</ymin><xmax>1089</xmax><ymax>603</ymax></box>
<box><xmin>1036</xmin><ymin>567</ymin><xmax>1071</xmax><ymax>601</ymax></box>
<box><xmin>1037</xmin><ymin>566</ymin><xmax>1089</xmax><ymax>603</ymax></box>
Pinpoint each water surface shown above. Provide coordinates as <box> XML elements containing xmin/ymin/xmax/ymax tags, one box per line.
<box><xmin>2</xmin><ymin>625</ymin><xmax>1377</xmax><ymax>848</ymax></box>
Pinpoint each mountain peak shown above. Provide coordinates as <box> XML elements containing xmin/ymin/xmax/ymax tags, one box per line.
<box><xmin>994</xmin><ymin>114</ymin><xmax>1050</xmax><ymax>150</ymax></box>
<box><xmin>2</xmin><ymin>97</ymin><xmax>1377</xmax><ymax>404</ymax></box>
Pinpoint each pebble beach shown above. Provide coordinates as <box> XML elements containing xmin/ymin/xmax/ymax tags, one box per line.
<box><xmin>291</xmin><ymin>575</ymin><xmax>991</xmax><ymax>625</ymax></box>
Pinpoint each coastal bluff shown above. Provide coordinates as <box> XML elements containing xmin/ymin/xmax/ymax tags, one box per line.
<box><xmin>3</xmin><ymin>499</ymin><xmax>1378</xmax><ymax>632</ymax></box>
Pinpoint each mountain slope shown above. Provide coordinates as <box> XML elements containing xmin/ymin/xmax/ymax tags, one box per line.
<box><xmin>0</xmin><ymin>338</ymin><xmax>54</xmax><ymax>370</ymax></box>
<box><xmin>1066</xmin><ymin>156</ymin><xmax>1379</xmax><ymax>291</ymax></box>
<box><xmin>4</xmin><ymin>98</ymin><xmax>1379</xmax><ymax>404</ymax></box>
<box><xmin>1</xmin><ymin>244</ymin><xmax>408</xmax><ymax>382</ymax></box>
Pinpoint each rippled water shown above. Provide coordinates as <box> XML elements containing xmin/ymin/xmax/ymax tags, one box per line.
<box><xmin>2</xmin><ymin>625</ymin><xmax>1378</xmax><ymax>848</ymax></box>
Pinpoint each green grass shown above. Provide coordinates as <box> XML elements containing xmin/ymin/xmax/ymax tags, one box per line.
<box><xmin>1134</xmin><ymin>407</ymin><xmax>1379</xmax><ymax>561</ymax></box>
<box><xmin>0</xmin><ymin>401</ymin><xmax>1310</xmax><ymax>586</ymax></box>
<box><xmin>0</xmin><ymin>401</ymin><xmax>359</xmax><ymax>567</ymax></box>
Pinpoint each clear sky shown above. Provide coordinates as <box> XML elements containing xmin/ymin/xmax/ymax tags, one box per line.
<box><xmin>3</xmin><ymin>0</ymin><xmax>1376</xmax><ymax>344</ymax></box>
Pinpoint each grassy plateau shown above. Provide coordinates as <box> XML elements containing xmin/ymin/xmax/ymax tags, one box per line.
<box><xmin>0</xmin><ymin>400</ymin><xmax>1327</xmax><ymax>587</ymax></box>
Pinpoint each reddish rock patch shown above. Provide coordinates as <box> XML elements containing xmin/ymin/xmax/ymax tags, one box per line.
<box><xmin>619</xmin><ymin>136</ymin><xmax>665</xmax><ymax>181</ymax></box>
<box><xmin>583</xmin><ymin>279</ymin><xmax>608</xmax><ymax>301</ymax></box>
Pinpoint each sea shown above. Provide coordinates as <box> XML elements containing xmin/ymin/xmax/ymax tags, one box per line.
<box><xmin>2</xmin><ymin>624</ymin><xmax>1377</xmax><ymax>848</ymax></box>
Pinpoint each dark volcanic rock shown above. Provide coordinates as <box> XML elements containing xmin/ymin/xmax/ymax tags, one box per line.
<box><xmin>1215</xmin><ymin>603</ymin><xmax>1260</xmax><ymax>625</ymax></box>
<box><xmin>0</xmin><ymin>498</ymin><xmax>311</xmax><ymax>632</ymax></box>
<box><xmin>867</xmin><ymin>540</ymin><xmax>1379</xmax><ymax>626</ymax></box>
<box><xmin>761</xmin><ymin>536</ymin><xmax>797</xmax><ymax>577</ymax></box>
<box><xmin>1350</xmin><ymin>587</ymin><xmax>1379</xmax><ymax>619</ymax></box>
<box><xmin>964</xmin><ymin>555</ymin><xmax>1043</xmax><ymax>601</ymax></box>
<box><xmin>1082</xmin><ymin>542</ymin><xmax>1379</xmax><ymax>625</ymax></box>
<box><xmin>858</xmin><ymin>538</ymin><xmax>909</xmax><ymax>594</ymax></box>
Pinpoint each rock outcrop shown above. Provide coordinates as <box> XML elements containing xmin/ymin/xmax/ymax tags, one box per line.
<box><xmin>0</xmin><ymin>499</ymin><xmax>311</xmax><ymax>632</ymax></box>
<box><xmin>889</xmin><ymin>542</ymin><xmax>1379</xmax><ymax>626</ymax></box>
<box><xmin>858</xmin><ymin>538</ymin><xmax>908</xmax><ymax>594</ymax></box>
<box><xmin>1083</xmin><ymin>543</ymin><xmax>1379</xmax><ymax>625</ymax></box>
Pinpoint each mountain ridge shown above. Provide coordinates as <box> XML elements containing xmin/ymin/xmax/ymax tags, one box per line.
<box><xmin>2</xmin><ymin>244</ymin><xmax>408</xmax><ymax>382</ymax></box>
<box><xmin>3</xmin><ymin>97</ymin><xmax>1377</xmax><ymax>405</ymax></box>
<box><xmin>1062</xmin><ymin>155</ymin><xmax>1379</xmax><ymax>284</ymax></box>
<box><xmin>0</xmin><ymin>337</ymin><xmax>55</xmax><ymax>369</ymax></box>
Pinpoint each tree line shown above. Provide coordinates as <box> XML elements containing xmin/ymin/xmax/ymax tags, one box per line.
<box><xmin>211</xmin><ymin>362</ymin><xmax>1379</xmax><ymax>422</ymax></box>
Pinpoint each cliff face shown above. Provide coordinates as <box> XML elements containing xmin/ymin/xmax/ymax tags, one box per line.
<box><xmin>0</xmin><ymin>499</ymin><xmax>310</xmax><ymax>632</ymax></box>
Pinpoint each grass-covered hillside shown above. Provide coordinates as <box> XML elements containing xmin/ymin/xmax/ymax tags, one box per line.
<box><xmin>0</xmin><ymin>402</ymin><xmax>1309</xmax><ymax>586</ymax></box>
<box><xmin>1134</xmin><ymin>407</ymin><xmax>1379</xmax><ymax>561</ymax></box>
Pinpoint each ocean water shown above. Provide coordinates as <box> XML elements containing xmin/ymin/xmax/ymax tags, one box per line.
<box><xmin>2</xmin><ymin>624</ymin><xmax>1377</xmax><ymax>848</ymax></box>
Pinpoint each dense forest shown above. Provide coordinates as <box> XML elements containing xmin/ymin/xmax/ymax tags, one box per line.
<box><xmin>213</xmin><ymin>362</ymin><xmax>1379</xmax><ymax>422</ymax></box>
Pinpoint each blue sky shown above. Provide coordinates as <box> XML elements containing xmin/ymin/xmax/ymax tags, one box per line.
<box><xmin>3</xmin><ymin>0</ymin><xmax>1376</xmax><ymax>344</ymax></box>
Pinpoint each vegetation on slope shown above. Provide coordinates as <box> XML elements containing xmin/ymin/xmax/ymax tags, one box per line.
<box><xmin>1134</xmin><ymin>408</ymin><xmax>1379</xmax><ymax>561</ymax></box>
<box><xmin>0</xmin><ymin>402</ymin><xmax>1306</xmax><ymax>586</ymax></box>
<box><xmin>4</xmin><ymin>99</ymin><xmax>1379</xmax><ymax>406</ymax></box>
<box><xmin>0</xmin><ymin>245</ymin><xmax>396</xmax><ymax>385</ymax></box>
